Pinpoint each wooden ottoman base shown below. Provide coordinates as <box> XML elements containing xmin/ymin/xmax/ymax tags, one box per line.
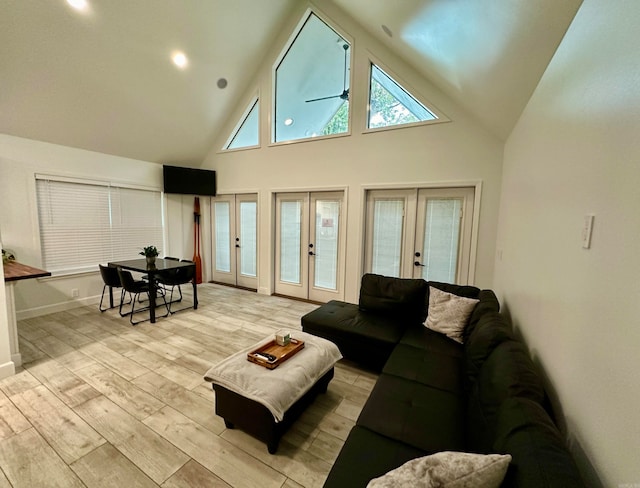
<box><xmin>212</xmin><ymin>368</ymin><xmax>334</xmax><ymax>453</ymax></box>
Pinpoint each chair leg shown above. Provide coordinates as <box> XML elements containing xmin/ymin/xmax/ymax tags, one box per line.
<box><xmin>165</xmin><ymin>285</ymin><xmax>194</xmax><ymax>315</ymax></box>
<box><xmin>99</xmin><ymin>285</ymin><xmax>109</xmax><ymax>312</ymax></box>
<box><xmin>102</xmin><ymin>286</ymin><xmax>132</xmax><ymax>313</ymax></box>
<box><xmin>128</xmin><ymin>290</ymin><xmax>170</xmax><ymax>325</ymax></box>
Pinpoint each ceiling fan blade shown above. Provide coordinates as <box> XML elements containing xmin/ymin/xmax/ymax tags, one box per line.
<box><xmin>305</xmin><ymin>94</ymin><xmax>342</xmax><ymax>103</ymax></box>
<box><xmin>305</xmin><ymin>44</ymin><xmax>350</xmax><ymax>103</ymax></box>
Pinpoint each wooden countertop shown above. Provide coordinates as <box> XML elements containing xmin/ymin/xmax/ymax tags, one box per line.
<box><xmin>3</xmin><ymin>260</ymin><xmax>51</xmax><ymax>282</ymax></box>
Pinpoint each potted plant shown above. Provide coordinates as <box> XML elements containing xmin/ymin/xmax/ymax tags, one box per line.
<box><xmin>139</xmin><ymin>245</ymin><xmax>159</xmax><ymax>266</ymax></box>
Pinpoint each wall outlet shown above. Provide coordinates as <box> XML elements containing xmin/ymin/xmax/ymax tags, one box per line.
<box><xmin>72</xmin><ymin>288</ymin><xmax>79</xmax><ymax>298</ymax></box>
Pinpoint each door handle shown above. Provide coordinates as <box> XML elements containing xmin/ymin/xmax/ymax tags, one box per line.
<box><xmin>235</xmin><ymin>244</ymin><xmax>240</xmax><ymax>248</ymax></box>
<box><xmin>414</xmin><ymin>261</ymin><xmax>424</xmax><ymax>267</ymax></box>
<box><xmin>309</xmin><ymin>251</ymin><xmax>315</xmax><ymax>256</ymax></box>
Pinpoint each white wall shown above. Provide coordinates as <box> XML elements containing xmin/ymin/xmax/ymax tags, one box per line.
<box><xmin>203</xmin><ymin>0</ymin><xmax>504</xmax><ymax>302</ymax></box>
<box><xmin>0</xmin><ymin>227</ymin><xmax>16</xmax><ymax>379</ymax></box>
<box><xmin>494</xmin><ymin>1</ymin><xmax>640</xmax><ymax>486</ymax></box>
<box><xmin>0</xmin><ymin>134</ymin><xmax>201</xmax><ymax>317</ymax></box>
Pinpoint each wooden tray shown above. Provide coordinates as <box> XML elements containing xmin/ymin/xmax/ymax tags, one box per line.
<box><xmin>247</xmin><ymin>338</ymin><xmax>305</xmax><ymax>369</ymax></box>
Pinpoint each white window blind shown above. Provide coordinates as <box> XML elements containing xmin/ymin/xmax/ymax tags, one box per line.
<box><xmin>36</xmin><ymin>177</ymin><xmax>163</xmax><ymax>275</ymax></box>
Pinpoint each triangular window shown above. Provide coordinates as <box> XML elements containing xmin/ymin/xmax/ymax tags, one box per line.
<box><xmin>274</xmin><ymin>12</ymin><xmax>350</xmax><ymax>143</ymax></box>
<box><xmin>225</xmin><ymin>98</ymin><xmax>259</xmax><ymax>150</ymax></box>
<box><xmin>368</xmin><ymin>64</ymin><xmax>437</xmax><ymax>129</ymax></box>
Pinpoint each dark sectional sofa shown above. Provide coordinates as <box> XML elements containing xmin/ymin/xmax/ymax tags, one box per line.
<box><xmin>301</xmin><ymin>274</ymin><xmax>583</xmax><ymax>488</ymax></box>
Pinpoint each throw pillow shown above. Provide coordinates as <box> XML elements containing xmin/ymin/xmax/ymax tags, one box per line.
<box><xmin>366</xmin><ymin>451</ymin><xmax>511</xmax><ymax>488</ymax></box>
<box><xmin>425</xmin><ymin>286</ymin><xmax>479</xmax><ymax>343</ymax></box>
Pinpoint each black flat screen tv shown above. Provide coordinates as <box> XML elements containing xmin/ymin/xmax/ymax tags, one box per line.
<box><xmin>163</xmin><ymin>165</ymin><xmax>216</xmax><ymax>196</ymax></box>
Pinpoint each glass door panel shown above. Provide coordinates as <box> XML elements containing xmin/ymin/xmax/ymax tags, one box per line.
<box><xmin>236</xmin><ymin>197</ymin><xmax>258</xmax><ymax>289</ymax></box>
<box><xmin>364</xmin><ymin>190</ymin><xmax>415</xmax><ymax>278</ymax></box>
<box><xmin>275</xmin><ymin>191</ymin><xmax>345</xmax><ymax>301</ymax></box>
<box><xmin>211</xmin><ymin>194</ymin><xmax>258</xmax><ymax>289</ymax></box>
<box><xmin>214</xmin><ymin>201</ymin><xmax>231</xmax><ymax>274</ymax></box>
<box><xmin>370</xmin><ymin>199</ymin><xmax>405</xmax><ymax>277</ymax></box>
<box><xmin>309</xmin><ymin>192</ymin><xmax>345</xmax><ymax>303</ymax></box>
<box><xmin>414</xmin><ymin>187</ymin><xmax>474</xmax><ymax>283</ymax></box>
<box><xmin>275</xmin><ymin>193</ymin><xmax>308</xmax><ymax>299</ymax></box>
<box><xmin>279</xmin><ymin>200</ymin><xmax>302</xmax><ymax>284</ymax></box>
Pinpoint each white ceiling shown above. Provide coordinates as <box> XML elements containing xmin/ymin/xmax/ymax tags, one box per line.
<box><xmin>0</xmin><ymin>0</ymin><xmax>582</xmax><ymax>164</ymax></box>
<box><xmin>333</xmin><ymin>0</ymin><xmax>583</xmax><ymax>139</ymax></box>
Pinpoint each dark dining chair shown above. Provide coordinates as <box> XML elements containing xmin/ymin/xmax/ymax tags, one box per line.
<box><xmin>98</xmin><ymin>264</ymin><xmax>131</xmax><ymax>314</ymax></box>
<box><xmin>157</xmin><ymin>259</ymin><xmax>196</xmax><ymax>314</ymax></box>
<box><xmin>117</xmin><ymin>267</ymin><xmax>169</xmax><ymax>325</ymax></box>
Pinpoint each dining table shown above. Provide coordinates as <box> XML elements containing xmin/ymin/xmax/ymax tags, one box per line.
<box><xmin>108</xmin><ymin>258</ymin><xmax>198</xmax><ymax>323</ymax></box>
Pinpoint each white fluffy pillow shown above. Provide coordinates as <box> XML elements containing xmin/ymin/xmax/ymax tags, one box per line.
<box><xmin>366</xmin><ymin>451</ymin><xmax>511</xmax><ymax>488</ymax></box>
<box><xmin>425</xmin><ymin>287</ymin><xmax>479</xmax><ymax>343</ymax></box>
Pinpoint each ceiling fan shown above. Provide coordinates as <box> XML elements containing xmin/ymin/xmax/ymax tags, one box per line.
<box><xmin>305</xmin><ymin>43</ymin><xmax>350</xmax><ymax>103</ymax></box>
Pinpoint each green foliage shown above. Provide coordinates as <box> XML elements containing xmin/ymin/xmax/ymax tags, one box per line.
<box><xmin>369</xmin><ymin>79</ymin><xmax>420</xmax><ymax>128</ymax></box>
<box><xmin>139</xmin><ymin>245</ymin><xmax>159</xmax><ymax>257</ymax></box>
<box><xmin>322</xmin><ymin>101</ymin><xmax>349</xmax><ymax>135</ymax></box>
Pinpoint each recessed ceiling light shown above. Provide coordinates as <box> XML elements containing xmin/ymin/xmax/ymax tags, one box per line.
<box><xmin>171</xmin><ymin>51</ymin><xmax>188</xmax><ymax>69</ymax></box>
<box><xmin>284</xmin><ymin>118</ymin><xmax>294</xmax><ymax>126</ymax></box>
<box><xmin>67</xmin><ymin>0</ymin><xmax>88</xmax><ymax>12</ymax></box>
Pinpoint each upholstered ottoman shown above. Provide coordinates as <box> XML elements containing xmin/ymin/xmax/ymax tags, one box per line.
<box><xmin>204</xmin><ymin>331</ymin><xmax>342</xmax><ymax>453</ymax></box>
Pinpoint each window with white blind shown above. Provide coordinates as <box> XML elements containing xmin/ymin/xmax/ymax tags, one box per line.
<box><xmin>35</xmin><ymin>176</ymin><xmax>164</xmax><ymax>275</ymax></box>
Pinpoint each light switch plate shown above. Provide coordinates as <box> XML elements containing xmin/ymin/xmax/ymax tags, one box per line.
<box><xmin>582</xmin><ymin>214</ymin><xmax>594</xmax><ymax>249</ymax></box>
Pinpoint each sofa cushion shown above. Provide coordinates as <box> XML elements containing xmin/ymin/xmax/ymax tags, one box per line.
<box><xmin>493</xmin><ymin>397</ymin><xmax>584</xmax><ymax>488</ymax></box>
<box><xmin>466</xmin><ymin>340</ymin><xmax>546</xmax><ymax>452</ymax></box>
<box><xmin>465</xmin><ymin>311</ymin><xmax>515</xmax><ymax>385</ymax></box>
<box><xmin>323</xmin><ymin>426</ymin><xmax>427</xmax><ymax>488</ymax></box>
<box><xmin>357</xmin><ymin>374</ymin><xmax>466</xmax><ymax>453</ymax></box>
<box><xmin>400</xmin><ymin>326</ymin><xmax>465</xmax><ymax>358</ymax></box>
<box><xmin>464</xmin><ymin>289</ymin><xmax>501</xmax><ymax>342</ymax></box>
<box><xmin>478</xmin><ymin>341</ymin><xmax>545</xmax><ymax>405</ymax></box>
<box><xmin>425</xmin><ymin>286</ymin><xmax>479</xmax><ymax>343</ymax></box>
<box><xmin>301</xmin><ymin>300</ymin><xmax>404</xmax><ymax>371</ymax></box>
<box><xmin>359</xmin><ymin>273</ymin><xmax>428</xmax><ymax>323</ymax></box>
<box><xmin>367</xmin><ymin>451</ymin><xmax>512</xmax><ymax>488</ymax></box>
<box><xmin>383</xmin><ymin>343</ymin><xmax>464</xmax><ymax>395</ymax></box>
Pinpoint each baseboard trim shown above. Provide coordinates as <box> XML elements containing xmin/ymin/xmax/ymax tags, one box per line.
<box><xmin>16</xmin><ymin>295</ymin><xmax>100</xmax><ymax>320</ymax></box>
<box><xmin>0</xmin><ymin>361</ymin><xmax>16</xmax><ymax>380</ymax></box>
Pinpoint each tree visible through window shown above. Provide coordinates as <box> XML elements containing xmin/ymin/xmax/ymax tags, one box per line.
<box><xmin>368</xmin><ymin>64</ymin><xmax>437</xmax><ymax>129</ymax></box>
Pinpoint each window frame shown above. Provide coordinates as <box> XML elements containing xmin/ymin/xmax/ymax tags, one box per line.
<box><xmin>270</xmin><ymin>8</ymin><xmax>353</xmax><ymax>146</ymax></box>
<box><xmin>34</xmin><ymin>174</ymin><xmax>165</xmax><ymax>276</ymax></box>
<box><xmin>222</xmin><ymin>95</ymin><xmax>260</xmax><ymax>152</ymax></box>
<box><xmin>364</xmin><ymin>58</ymin><xmax>449</xmax><ymax>135</ymax></box>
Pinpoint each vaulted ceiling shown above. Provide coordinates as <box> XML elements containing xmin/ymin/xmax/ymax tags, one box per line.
<box><xmin>0</xmin><ymin>0</ymin><xmax>582</xmax><ymax>165</ymax></box>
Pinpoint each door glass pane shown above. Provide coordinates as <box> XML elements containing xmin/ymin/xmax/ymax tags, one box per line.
<box><xmin>280</xmin><ymin>201</ymin><xmax>302</xmax><ymax>284</ymax></box>
<box><xmin>239</xmin><ymin>201</ymin><xmax>257</xmax><ymax>277</ymax></box>
<box><xmin>214</xmin><ymin>202</ymin><xmax>231</xmax><ymax>272</ymax></box>
<box><xmin>422</xmin><ymin>199</ymin><xmax>461</xmax><ymax>282</ymax></box>
<box><xmin>371</xmin><ymin>199</ymin><xmax>404</xmax><ymax>277</ymax></box>
<box><xmin>314</xmin><ymin>200</ymin><xmax>339</xmax><ymax>290</ymax></box>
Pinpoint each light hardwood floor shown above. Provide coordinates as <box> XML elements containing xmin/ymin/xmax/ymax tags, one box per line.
<box><xmin>0</xmin><ymin>284</ymin><xmax>377</xmax><ymax>488</ymax></box>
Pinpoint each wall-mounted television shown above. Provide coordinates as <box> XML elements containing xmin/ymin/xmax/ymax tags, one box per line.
<box><xmin>163</xmin><ymin>165</ymin><xmax>216</xmax><ymax>196</ymax></box>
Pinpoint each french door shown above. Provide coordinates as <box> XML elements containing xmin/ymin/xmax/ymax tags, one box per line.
<box><xmin>365</xmin><ymin>187</ymin><xmax>475</xmax><ymax>284</ymax></box>
<box><xmin>274</xmin><ymin>191</ymin><xmax>345</xmax><ymax>302</ymax></box>
<box><xmin>211</xmin><ymin>194</ymin><xmax>258</xmax><ymax>290</ymax></box>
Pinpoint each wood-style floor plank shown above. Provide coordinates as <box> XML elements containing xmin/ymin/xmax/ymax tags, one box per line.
<box><xmin>0</xmin><ymin>428</ymin><xmax>85</xmax><ymax>488</ymax></box>
<box><xmin>9</xmin><ymin>384</ymin><xmax>105</xmax><ymax>464</ymax></box>
<box><xmin>144</xmin><ymin>406</ymin><xmax>286</xmax><ymax>488</ymax></box>
<box><xmin>70</xmin><ymin>443</ymin><xmax>160</xmax><ymax>488</ymax></box>
<box><xmin>0</xmin><ymin>284</ymin><xmax>376</xmax><ymax>488</ymax></box>
<box><xmin>75</xmin><ymin>396</ymin><xmax>189</xmax><ymax>484</ymax></box>
<box><xmin>161</xmin><ymin>459</ymin><xmax>231</xmax><ymax>488</ymax></box>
